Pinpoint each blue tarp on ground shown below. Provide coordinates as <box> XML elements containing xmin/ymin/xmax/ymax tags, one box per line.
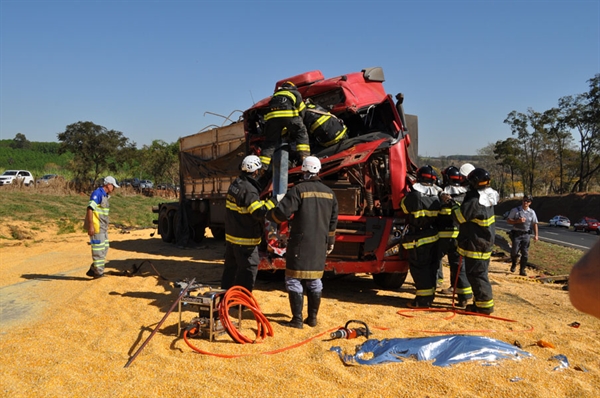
<box><xmin>331</xmin><ymin>335</ymin><xmax>533</xmax><ymax>367</ymax></box>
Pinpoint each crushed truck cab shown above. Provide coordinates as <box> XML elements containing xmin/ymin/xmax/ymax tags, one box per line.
<box><xmin>153</xmin><ymin>67</ymin><xmax>418</xmax><ymax>289</ymax></box>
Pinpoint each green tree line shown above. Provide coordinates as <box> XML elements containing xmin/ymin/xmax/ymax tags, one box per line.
<box><xmin>1</xmin><ymin>127</ymin><xmax>179</xmax><ymax>190</ymax></box>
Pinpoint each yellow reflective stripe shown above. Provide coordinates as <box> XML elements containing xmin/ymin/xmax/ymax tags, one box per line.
<box><xmin>411</xmin><ymin>209</ymin><xmax>440</xmax><ymax>218</ymax></box>
<box><xmin>225</xmin><ymin>234</ymin><xmax>261</xmax><ymax>246</ymax></box>
<box><xmin>438</xmin><ymin>230</ymin><xmax>459</xmax><ymax>238</ymax></box>
<box><xmin>226</xmin><ymin>200</ymin><xmax>250</xmax><ymax>214</ymax></box>
<box><xmin>247</xmin><ymin>200</ymin><xmax>264</xmax><ymax>214</ymax></box>
<box><xmin>416</xmin><ymin>288</ymin><xmax>436</xmax><ymax>296</ymax></box>
<box><xmin>88</xmin><ymin>200</ymin><xmax>98</xmax><ymax>210</ymax></box>
<box><xmin>264</xmin><ymin>109</ymin><xmax>300</xmax><ymax>120</ymax></box>
<box><xmin>265</xmin><ymin>199</ymin><xmax>276</xmax><ymax>210</ymax></box>
<box><xmin>273</xmin><ymin>90</ymin><xmax>297</xmax><ymax>103</ymax></box>
<box><xmin>95</xmin><ymin>208</ymin><xmax>109</xmax><ymax>216</ymax></box>
<box><xmin>300</xmin><ymin>191</ymin><xmax>333</xmax><ymax>199</ymax></box>
<box><xmin>457</xmin><ymin>247</ymin><xmax>492</xmax><ymax>260</ymax></box>
<box><xmin>453</xmin><ymin>204</ymin><xmax>466</xmax><ymax>224</ymax></box>
<box><xmin>475</xmin><ymin>299</ymin><xmax>494</xmax><ymax>308</ymax></box>
<box><xmin>321</xmin><ymin>127</ymin><xmax>348</xmax><ymax>147</ymax></box>
<box><xmin>401</xmin><ymin>234</ymin><xmax>439</xmax><ymax>249</ymax></box>
<box><xmin>310</xmin><ymin>114</ymin><xmax>331</xmax><ymax>132</ymax></box>
<box><xmin>400</xmin><ymin>197</ymin><xmax>409</xmax><ymax>214</ymax></box>
<box><xmin>328</xmin><ymin>230</ymin><xmax>336</xmax><ymax>237</ymax></box>
<box><xmin>296</xmin><ymin>143</ymin><xmax>310</xmax><ymax>152</ymax></box>
<box><xmin>259</xmin><ymin>156</ymin><xmax>271</xmax><ymax>165</ymax></box>
<box><xmin>456</xmin><ymin>286</ymin><xmax>473</xmax><ymax>295</ymax></box>
<box><xmin>439</xmin><ymin>208</ymin><xmax>452</xmax><ymax>215</ymax></box>
<box><xmin>297</xmin><ymin>101</ymin><xmax>306</xmax><ymax>112</ymax></box>
<box><xmin>470</xmin><ymin>215</ymin><xmax>496</xmax><ymax>227</ymax></box>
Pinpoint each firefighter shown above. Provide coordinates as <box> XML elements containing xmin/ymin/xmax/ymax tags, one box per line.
<box><xmin>85</xmin><ymin>176</ymin><xmax>119</xmax><ymax>279</ymax></box>
<box><xmin>437</xmin><ymin>166</ymin><xmax>473</xmax><ymax>307</ymax></box>
<box><xmin>260</xmin><ymin>81</ymin><xmax>311</xmax><ymax>172</ymax></box>
<box><xmin>400</xmin><ymin>165</ymin><xmax>442</xmax><ymax>308</ymax></box>
<box><xmin>448</xmin><ymin>168</ymin><xmax>499</xmax><ymax>314</ymax></box>
<box><xmin>266</xmin><ymin>156</ymin><xmax>338</xmax><ymax>328</ymax></box>
<box><xmin>303</xmin><ymin>100</ymin><xmax>348</xmax><ymax>153</ymax></box>
<box><xmin>221</xmin><ymin>155</ymin><xmax>277</xmax><ymax>292</ymax></box>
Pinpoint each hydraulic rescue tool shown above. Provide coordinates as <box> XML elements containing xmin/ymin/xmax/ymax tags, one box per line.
<box><xmin>176</xmin><ymin>280</ymin><xmax>242</xmax><ymax>342</ymax></box>
<box><xmin>329</xmin><ymin>320</ymin><xmax>372</xmax><ymax>340</ymax></box>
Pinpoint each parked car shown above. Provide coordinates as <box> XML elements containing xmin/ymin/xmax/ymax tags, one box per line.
<box><xmin>572</xmin><ymin>217</ymin><xmax>600</xmax><ymax>234</ymax></box>
<box><xmin>121</xmin><ymin>178</ymin><xmax>140</xmax><ymax>188</ymax></box>
<box><xmin>0</xmin><ymin>170</ymin><xmax>35</xmax><ymax>186</ymax></box>
<box><xmin>36</xmin><ymin>174</ymin><xmax>60</xmax><ymax>185</ymax></box>
<box><xmin>549</xmin><ymin>215</ymin><xmax>571</xmax><ymax>228</ymax></box>
<box><xmin>139</xmin><ymin>180</ymin><xmax>153</xmax><ymax>189</ymax></box>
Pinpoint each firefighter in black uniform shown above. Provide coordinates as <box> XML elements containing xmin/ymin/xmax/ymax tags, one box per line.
<box><xmin>266</xmin><ymin>156</ymin><xmax>338</xmax><ymax>329</ymax></box>
<box><xmin>400</xmin><ymin>165</ymin><xmax>442</xmax><ymax>308</ymax></box>
<box><xmin>260</xmin><ymin>82</ymin><xmax>310</xmax><ymax>194</ymax></box>
<box><xmin>447</xmin><ymin>168</ymin><xmax>499</xmax><ymax>314</ymax></box>
<box><xmin>437</xmin><ymin>166</ymin><xmax>473</xmax><ymax>307</ymax></box>
<box><xmin>221</xmin><ymin>155</ymin><xmax>277</xmax><ymax>292</ymax></box>
<box><xmin>303</xmin><ymin>100</ymin><xmax>348</xmax><ymax>153</ymax></box>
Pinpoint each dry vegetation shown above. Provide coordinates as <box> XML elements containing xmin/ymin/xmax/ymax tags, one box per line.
<box><xmin>1</xmin><ymin>223</ymin><xmax>599</xmax><ymax>398</ymax></box>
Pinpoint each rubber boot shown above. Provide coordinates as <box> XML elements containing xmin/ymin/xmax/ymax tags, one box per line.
<box><xmin>283</xmin><ymin>292</ymin><xmax>304</xmax><ymax>329</ymax></box>
<box><xmin>304</xmin><ymin>291</ymin><xmax>321</xmax><ymax>327</ymax></box>
<box><xmin>510</xmin><ymin>257</ymin><xmax>517</xmax><ymax>273</ymax></box>
<box><xmin>519</xmin><ymin>256</ymin><xmax>528</xmax><ymax>276</ymax></box>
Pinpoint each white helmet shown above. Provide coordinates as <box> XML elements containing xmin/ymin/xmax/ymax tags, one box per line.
<box><xmin>459</xmin><ymin>163</ymin><xmax>475</xmax><ymax>177</ymax></box>
<box><xmin>302</xmin><ymin>156</ymin><xmax>321</xmax><ymax>174</ymax></box>
<box><xmin>241</xmin><ymin>155</ymin><xmax>262</xmax><ymax>173</ymax></box>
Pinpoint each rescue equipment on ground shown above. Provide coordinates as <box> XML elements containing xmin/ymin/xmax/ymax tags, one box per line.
<box><xmin>180</xmin><ymin>283</ymin><xmax>273</xmax><ymax>345</ymax></box>
<box><xmin>329</xmin><ymin>320</ymin><xmax>371</xmax><ymax>340</ymax></box>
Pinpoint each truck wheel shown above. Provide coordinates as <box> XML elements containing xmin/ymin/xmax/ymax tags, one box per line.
<box><xmin>210</xmin><ymin>227</ymin><xmax>226</xmax><ymax>240</ymax></box>
<box><xmin>159</xmin><ymin>209</ymin><xmax>175</xmax><ymax>243</ymax></box>
<box><xmin>372</xmin><ymin>272</ymin><xmax>408</xmax><ymax>290</ymax></box>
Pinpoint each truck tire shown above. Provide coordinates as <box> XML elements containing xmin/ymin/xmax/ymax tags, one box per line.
<box><xmin>372</xmin><ymin>272</ymin><xmax>408</xmax><ymax>290</ymax></box>
<box><xmin>159</xmin><ymin>209</ymin><xmax>175</xmax><ymax>243</ymax></box>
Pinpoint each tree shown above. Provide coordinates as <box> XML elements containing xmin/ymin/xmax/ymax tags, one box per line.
<box><xmin>10</xmin><ymin>133</ymin><xmax>31</xmax><ymax>150</ymax></box>
<box><xmin>541</xmin><ymin>107</ymin><xmax>573</xmax><ymax>194</ymax></box>
<box><xmin>141</xmin><ymin>140</ymin><xmax>179</xmax><ymax>184</ymax></box>
<box><xmin>57</xmin><ymin>121</ymin><xmax>135</xmax><ymax>185</ymax></box>
<box><xmin>503</xmin><ymin>109</ymin><xmax>547</xmax><ymax>195</ymax></box>
<box><xmin>558</xmin><ymin>78</ymin><xmax>600</xmax><ymax>192</ymax></box>
<box><xmin>493</xmin><ymin>138</ymin><xmax>521</xmax><ymax>197</ymax></box>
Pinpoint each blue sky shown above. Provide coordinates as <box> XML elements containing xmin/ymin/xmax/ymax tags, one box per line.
<box><xmin>1</xmin><ymin>0</ymin><xmax>598</xmax><ymax>156</ymax></box>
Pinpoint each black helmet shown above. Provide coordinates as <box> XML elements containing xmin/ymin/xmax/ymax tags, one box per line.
<box><xmin>442</xmin><ymin>166</ymin><xmax>464</xmax><ymax>186</ymax></box>
<box><xmin>467</xmin><ymin>168</ymin><xmax>491</xmax><ymax>189</ymax></box>
<box><xmin>416</xmin><ymin>165</ymin><xmax>438</xmax><ymax>184</ymax></box>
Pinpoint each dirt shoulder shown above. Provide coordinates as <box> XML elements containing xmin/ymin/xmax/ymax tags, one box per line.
<box><xmin>0</xmin><ymin>225</ymin><xmax>599</xmax><ymax>397</ymax></box>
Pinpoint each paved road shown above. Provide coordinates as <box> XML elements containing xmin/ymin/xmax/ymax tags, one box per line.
<box><xmin>495</xmin><ymin>218</ymin><xmax>599</xmax><ymax>251</ymax></box>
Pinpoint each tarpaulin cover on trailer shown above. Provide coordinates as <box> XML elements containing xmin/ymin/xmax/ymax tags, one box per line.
<box><xmin>331</xmin><ymin>335</ymin><xmax>532</xmax><ymax>367</ymax></box>
<box><xmin>180</xmin><ymin>142</ymin><xmax>246</xmax><ymax>180</ymax></box>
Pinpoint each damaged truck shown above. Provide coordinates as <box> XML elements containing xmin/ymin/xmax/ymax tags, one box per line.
<box><xmin>152</xmin><ymin>66</ymin><xmax>419</xmax><ymax>289</ymax></box>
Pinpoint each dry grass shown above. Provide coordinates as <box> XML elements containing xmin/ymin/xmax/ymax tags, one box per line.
<box><xmin>0</xmin><ymin>225</ymin><xmax>599</xmax><ymax>397</ymax></box>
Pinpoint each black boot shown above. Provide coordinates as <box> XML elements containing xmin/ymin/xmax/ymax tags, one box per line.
<box><xmin>519</xmin><ymin>256</ymin><xmax>528</xmax><ymax>276</ymax></box>
<box><xmin>510</xmin><ymin>257</ymin><xmax>517</xmax><ymax>273</ymax></box>
<box><xmin>283</xmin><ymin>292</ymin><xmax>304</xmax><ymax>329</ymax></box>
<box><xmin>304</xmin><ymin>291</ymin><xmax>321</xmax><ymax>327</ymax></box>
